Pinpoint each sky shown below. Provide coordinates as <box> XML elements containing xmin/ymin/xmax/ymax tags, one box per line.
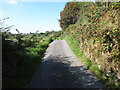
<box><xmin>1</xmin><ymin>2</ymin><xmax>67</xmax><ymax>33</ymax></box>
<box><xmin>0</xmin><ymin>0</ymin><xmax>95</xmax><ymax>34</ymax></box>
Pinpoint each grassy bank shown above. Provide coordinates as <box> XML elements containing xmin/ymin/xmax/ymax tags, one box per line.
<box><xmin>58</xmin><ymin>1</ymin><xmax>119</xmax><ymax>89</ymax></box>
<box><xmin>2</xmin><ymin>28</ymin><xmax>61</xmax><ymax>88</ymax></box>
<box><xmin>64</xmin><ymin>36</ymin><xmax>120</xmax><ymax>88</ymax></box>
<box><xmin>3</xmin><ymin>38</ymin><xmax>51</xmax><ymax>88</ymax></box>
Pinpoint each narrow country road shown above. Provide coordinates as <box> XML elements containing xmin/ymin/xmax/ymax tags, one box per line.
<box><xmin>27</xmin><ymin>40</ymin><xmax>106</xmax><ymax>88</ymax></box>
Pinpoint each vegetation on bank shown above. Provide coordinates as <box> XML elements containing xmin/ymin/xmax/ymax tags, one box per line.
<box><xmin>58</xmin><ymin>1</ymin><xmax>120</xmax><ymax>89</ymax></box>
<box><xmin>1</xmin><ymin>1</ymin><xmax>120</xmax><ymax>89</ymax></box>
<box><xmin>64</xmin><ymin>36</ymin><xmax>120</xmax><ymax>88</ymax></box>
<box><xmin>2</xmin><ymin>18</ymin><xmax>62</xmax><ymax>88</ymax></box>
<box><xmin>3</xmin><ymin>38</ymin><xmax>49</xmax><ymax>88</ymax></box>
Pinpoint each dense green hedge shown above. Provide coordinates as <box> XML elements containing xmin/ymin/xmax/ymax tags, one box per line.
<box><xmin>60</xmin><ymin>2</ymin><xmax>120</xmax><ymax>88</ymax></box>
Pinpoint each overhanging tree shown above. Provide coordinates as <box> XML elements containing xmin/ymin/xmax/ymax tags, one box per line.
<box><xmin>59</xmin><ymin>2</ymin><xmax>80</xmax><ymax>30</ymax></box>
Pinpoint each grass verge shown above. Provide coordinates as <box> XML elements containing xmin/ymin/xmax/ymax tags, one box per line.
<box><xmin>64</xmin><ymin>36</ymin><xmax>120</xmax><ymax>89</ymax></box>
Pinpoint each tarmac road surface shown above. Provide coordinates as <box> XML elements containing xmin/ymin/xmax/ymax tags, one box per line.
<box><xmin>27</xmin><ymin>40</ymin><xmax>106</xmax><ymax>88</ymax></box>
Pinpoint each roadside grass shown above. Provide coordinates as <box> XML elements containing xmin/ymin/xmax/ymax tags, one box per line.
<box><xmin>3</xmin><ymin>40</ymin><xmax>51</xmax><ymax>88</ymax></box>
<box><xmin>56</xmin><ymin>36</ymin><xmax>63</xmax><ymax>40</ymax></box>
<box><xmin>64</xmin><ymin>36</ymin><xmax>120</xmax><ymax>89</ymax></box>
<box><xmin>64</xmin><ymin>36</ymin><xmax>92</xmax><ymax>69</ymax></box>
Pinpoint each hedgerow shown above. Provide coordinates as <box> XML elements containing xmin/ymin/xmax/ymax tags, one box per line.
<box><xmin>61</xmin><ymin>2</ymin><xmax>120</xmax><ymax>88</ymax></box>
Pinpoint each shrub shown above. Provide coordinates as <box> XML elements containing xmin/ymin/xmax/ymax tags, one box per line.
<box><xmin>59</xmin><ymin>2</ymin><xmax>80</xmax><ymax>30</ymax></box>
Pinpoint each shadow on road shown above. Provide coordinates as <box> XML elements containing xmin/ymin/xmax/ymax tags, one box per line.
<box><xmin>29</xmin><ymin>55</ymin><xmax>106</xmax><ymax>88</ymax></box>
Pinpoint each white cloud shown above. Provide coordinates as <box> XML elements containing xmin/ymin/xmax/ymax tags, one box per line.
<box><xmin>6</xmin><ymin>0</ymin><xmax>18</xmax><ymax>5</ymax></box>
<box><xmin>1</xmin><ymin>0</ymin><xmax>96</xmax><ymax>2</ymax></box>
<box><xmin>2</xmin><ymin>0</ymin><xmax>119</xmax><ymax>2</ymax></box>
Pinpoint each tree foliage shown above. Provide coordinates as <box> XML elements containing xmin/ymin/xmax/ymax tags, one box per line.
<box><xmin>59</xmin><ymin>2</ymin><xmax>80</xmax><ymax>30</ymax></box>
<box><xmin>61</xmin><ymin>2</ymin><xmax>120</xmax><ymax>88</ymax></box>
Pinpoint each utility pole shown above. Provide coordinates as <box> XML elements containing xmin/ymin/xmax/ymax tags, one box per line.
<box><xmin>106</xmin><ymin>0</ymin><xmax>109</xmax><ymax>10</ymax></box>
